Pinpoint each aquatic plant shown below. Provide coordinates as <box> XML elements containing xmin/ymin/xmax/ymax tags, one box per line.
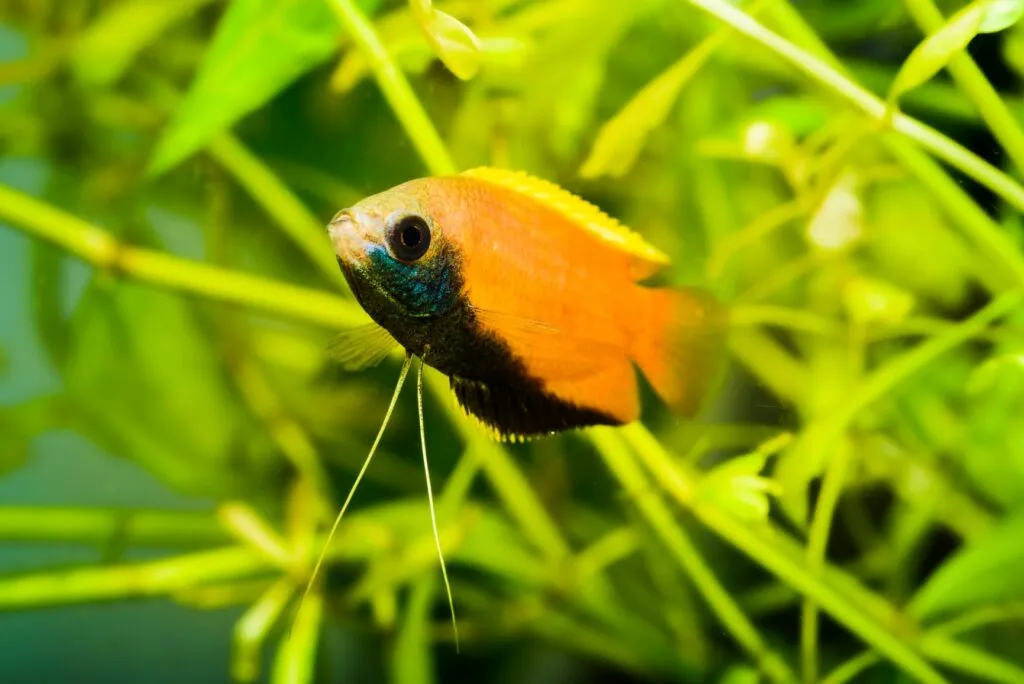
<box><xmin>2</xmin><ymin>1</ymin><xmax>1024</xmax><ymax>682</ymax></box>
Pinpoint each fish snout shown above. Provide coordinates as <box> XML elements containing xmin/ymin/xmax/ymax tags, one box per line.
<box><xmin>328</xmin><ymin>210</ymin><xmax>373</xmax><ymax>265</ymax></box>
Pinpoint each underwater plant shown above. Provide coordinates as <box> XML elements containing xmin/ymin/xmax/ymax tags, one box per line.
<box><xmin>2</xmin><ymin>1</ymin><xmax>1024</xmax><ymax>683</ymax></box>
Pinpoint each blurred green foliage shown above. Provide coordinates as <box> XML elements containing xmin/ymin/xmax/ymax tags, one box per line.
<box><xmin>3</xmin><ymin>0</ymin><xmax>1024</xmax><ymax>683</ymax></box>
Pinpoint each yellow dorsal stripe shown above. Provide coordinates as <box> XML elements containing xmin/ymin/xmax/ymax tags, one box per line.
<box><xmin>460</xmin><ymin>167</ymin><xmax>671</xmax><ymax>266</ymax></box>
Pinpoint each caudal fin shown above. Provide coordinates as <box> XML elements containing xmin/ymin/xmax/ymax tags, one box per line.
<box><xmin>631</xmin><ymin>286</ymin><xmax>727</xmax><ymax>417</ymax></box>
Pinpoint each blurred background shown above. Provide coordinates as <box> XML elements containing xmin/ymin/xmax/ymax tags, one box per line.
<box><xmin>2</xmin><ymin>0</ymin><xmax>1024</xmax><ymax>683</ymax></box>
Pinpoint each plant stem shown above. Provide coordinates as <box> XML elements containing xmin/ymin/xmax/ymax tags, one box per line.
<box><xmin>0</xmin><ymin>506</ymin><xmax>226</xmax><ymax>546</ymax></box>
<box><xmin>621</xmin><ymin>424</ymin><xmax>949</xmax><ymax>684</ymax></box>
<box><xmin>798</xmin><ymin>290</ymin><xmax>1023</xmax><ymax>477</ymax></box>
<box><xmin>326</xmin><ymin>0</ymin><xmax>457</xmax><ymax>176</ymax></box>
<box><xmin>272</xmin><ymin>587</ymin><xmax>323</xmax><ymax>684</ymax></box>
<box><xmin>728</xmin><ymin>328</ymin><xmax>810</xmax><ymax>404</ymax></box>
<box><xmin>0</xmin><ymin>183</ymin><xmax>368</xmax><ymax>330</ymax></box>
<box><xmin>902</xmin><ymin>0</ymin><xmax>1024</xmax><ymax>176</ymax></box>
<box><xmin>882</xmin><ymin>136</ymin><xmax>1024</xmax><ymax>290</ymax></box>
<box><xmin>207</xmin><ymin>134</ymin><xmax>350</xmax><ymax>292</ymax></box>
<box><xmin>230</xmin><ymin>359</ymin><xmax>335</xmax><ymax>521</ymax></box>
<box><xmin>820</xmin><ymin>651</ymin><xmax>881</xmax><ymax>684</ymax></box>
<box><xmin>930</xmin><ymin>604</ymin><xmax>1024</xmax><ymax>637</ymax></box>
<box><xmin>919</xmin><ymin>633</ymin><xmax>1024</xmax><ymax>684</ymax></box>
<box><xmin>233</xmin><ymin>579</ymin><xmax>296</xmax><ymax>683</ymax></box>
<box><xmin>424</xmin><ymin>370</ymin><xmax>569</xmax><ymax>560</ymax></box>
<box><xmin>592</xmin><ymin>429</ymin><xmax>796</xmax><ymax>683</ymax></box>
<box><xmin>730</xmin><ymin>305</ymin><xmax>839</xmax><ymax>336</ymax></box>
<box><xmin>0</xmin><ymin>546</ymin><xmax>273</xmax><ymax>610</ymax></box>
<box><xmin>801</xmin><ymin>439</ymin><xmax>854</xmax><ymax>684</ymax></box>
<box><xmin>683</xmin><ymin>0</ymin><xmax>1024</xmax><ymax>213</ymax></box>
<box><xmin>218</xmin><ymin>502</ymin><xmax>293</xmax><ymax>567</ymax></box>
<box><xmin>393</xmin><ymin>448</ymin><xmax>480</xmax><ymax>684</ymax></box>
<box><xmin>762</xmin><ymin>0</ymin><xmax>1024</xmax><ymax>292</ymax></box>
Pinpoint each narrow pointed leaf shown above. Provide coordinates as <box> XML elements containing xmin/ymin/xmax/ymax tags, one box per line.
<box><xmin>149</xmin><ymin>0</ymin><xmax>379</xmax><ymax>176</ymax></box>
<box><xmin>889</xmin><ymin>2</ymin><xmax>987</xmax><ymax>103</ymax></box>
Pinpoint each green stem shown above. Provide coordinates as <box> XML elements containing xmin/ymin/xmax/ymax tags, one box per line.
<box><xmin>728</xmin><ymin>329</ymin><xmax>810</xmax><ymax>404</ymax></box>
<box><xmin>393</xmin><ymin>448</ymin><xmax>480</xmax><ymax>684</ymax></box>
<box><xmin>621</xmin><ymin>424</ymin><xmax>949</xmax><ymax>684</ymax></box>
<box><xmin>424</xmin><ymin>370</ymin><xmax>569</xmax><ymax>560</ymax></box>
<box><xmin>903</xmin><ymin>0</ymin><xmax>1024</xmax><ymax>176</ymax></box>
<box><xmin>591</xmin><ymin>429</ymin><xmax>796</xmax><ymax>683</ymax></box>
<box><xmin>326</xmin><ymin>0</ymin><xmax>457</xmax><ymax>176</ymax></box>
<box><xmin>233</xmin><ymin>579</ymin><xmax>296</xmax><ymax>684</ymax></box>
<box><xmin>0</xmin><ymin>183</ymin><xmax>367</xmax><ymax>329</ymax></box>
<box><xmin>218</xmin><ymin>503</ymin><xmax>293</xmax><ymax>567</ymax></box>
<box><xmin>272</xmin><ymin>588</ymin><xmax>323</xmax><ymax>684</ymax></box>
<box><xmin>919</xmin><ymin>633</ymin><xmax>1024</xmax><ymax>684</ymax></box>
<box><xmin>730</xmin><ymin>305</ymin><xmax>839</xmax><ymax>336</ymax></box>
<box><xmin>0</xmin><ymin>506</ymin><xmax>226</xmax><ymax>546</ymax></box>
<box><xmin>797</xmin><ymin>290</ymin><xmax>1023</xmax><ymax>476</ymax></box>
<box><xmin>0</xmin><ymin>546</ymin><xmax>273</xmax><ymax>610</ymax></box>
<box><xmin>930</xmin><ymin>604</ymin><xmax>1024</xmax><ymax>637</ymax></box>
<box><xmin>820</xmin><ymin>651</ymin><xmax>881</xmax><ymax>684</ymax></box>
<box><xmin>882</xmin><ymin>135</ymin><xmax>1024</xmax><ymax>291</ymax></box>
<box><xmin>683</xmin><ymin>0</ymin><xmax>1024</xmax><ymax>213</ymax></box>
<box><xmin>207</xmin><ymin>134</ymin><xmax>350</xmax><ymax>291</ymax></box>
<box><xmin>761</xmin><ymin>0</ymin><xmax>1024</xmax><ymax>292</ymax></box>
<box><xmin>231</xmin><ymin>359</ymin><xmax>335</xmax><ymax>521</ymax></box>
<box><xmin>801</xmin><ymin>440</ymin><xmax>854</xmax><ymax>684</ymax></box>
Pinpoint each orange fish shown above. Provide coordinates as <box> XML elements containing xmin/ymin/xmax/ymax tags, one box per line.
<box><xmin>328</xmin><ymin>167</ymin><xmax>725</xmax><ymax>439</ymax></box>
<box><xmin>303</xmin><ymin>168</ymin><xmax>725</xmax><ymax>647</ymax></box>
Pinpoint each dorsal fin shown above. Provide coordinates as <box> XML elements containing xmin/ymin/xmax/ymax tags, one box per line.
<box><xmin>459</xmin><ymin>167</ymin><xmax>671</xmax><ymax>267</ymax></box>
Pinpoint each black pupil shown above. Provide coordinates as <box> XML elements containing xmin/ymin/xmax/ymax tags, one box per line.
<box><xmin>390</xmin><ymin>215</ymin><xmax>431</xmax><ymax>261</ymax></box>
<box><xmin>401</xmin><ymin>222</ymin><xmax>422</xmax><ymax>247</ymax></box>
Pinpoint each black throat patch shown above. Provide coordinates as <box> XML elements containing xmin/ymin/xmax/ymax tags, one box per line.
<box><xmin>337</xmin><ymin>254</ymin><xmax>620</xmax><ymax>440</ymax></box>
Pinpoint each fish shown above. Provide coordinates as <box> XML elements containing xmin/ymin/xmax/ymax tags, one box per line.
<box><xmin>327</xmin><ymin>167</ymin><xmax>726</xmax><ymax>439</ymax></box>
<box><xmin>300</xmin><ymin>167</ymin><xmax>726</xmax><ymax>649</ymax></box>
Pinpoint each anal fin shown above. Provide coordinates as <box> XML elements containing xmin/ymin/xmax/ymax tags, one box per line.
<box><xmin>450</xmin><ymin>374</ymin><xmax>624</xmax><ymax>441</ymax></box>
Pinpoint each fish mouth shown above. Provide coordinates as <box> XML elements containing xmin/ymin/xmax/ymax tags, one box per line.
<box><xmin>328</xmin><ymin>210</ymin><xmax>375</xmax><ymax>309</ymax></box>
<box><xmin>328</xmin><ymin>210</ymin><xmax>372</xmax><ymax>265</ymax></box>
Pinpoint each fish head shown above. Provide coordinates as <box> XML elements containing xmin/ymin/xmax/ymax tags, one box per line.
<box><xmin>328</xmin><ymin>179</ymin><xmax>463</xmax><ymax>320</ymax></box>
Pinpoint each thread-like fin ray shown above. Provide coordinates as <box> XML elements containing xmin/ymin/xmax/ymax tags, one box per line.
<box><xmin>418</xmin><ymin>359</ymin><xmax>460</xmax><ymax>652</ymax></box>
<box><xmin>293</xmin><ymin>354</ymin><xmax>413</xmax><ymax>635</ymax></box>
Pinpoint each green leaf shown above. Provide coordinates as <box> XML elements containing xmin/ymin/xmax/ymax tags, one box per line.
<box><xmin>696</xmin><ymin>433</ymin><xmax>787</xmax><ymax>524</ymax></box>
<box><xmin>961</xmin><ymin>345</ymin><xmax>1024</xmax><ymax>508</ymax></box>
<box><xmin>805</xmin><ymin>171</ymin><xmax>863</xmax><ymax>252</ymax></box>
<box><xmin>0</xmin><ymin>396</ymin><xmax>64</xmax><ymax>476</ymax></box>
<box><xmin>72</xmin><ymin>0</ymin><xmax>216</xmax><ymax>86</ymax></box>
<box><xmin>911</xmin><ymin>510</ymin><xmax>1024</xmax><ymax>619</ymax></box>
<box><xmin>64</xmin><ymin>280</ymin><xmax>269</xmax><ymax>497</ymax></box>
<box><xmin>0</xmin><ymin>411</ymin><xmax>33</xmax><ymax>475</ymax></box>
<box><xmin>409</xmin><ymin>0</ymin><xmax>481</xmax><ymax>80</ymax></box>
<box><xmin>864</xmin><ymin>180</ymin><xmax>975</xmax><ymax>308</ymax></box>
<box><xmin>29</xmin><ymin>241</ymin><xmax>70</xmax><ymax>368</ymax></box>
<box><xmin>579</xmin><ymin>33</ymin><xmax>723</xmax><ymax>179</ymax></box>
<box><xmin>718</xmin><ymin>665</ymin><xmax>761</xmax><ymax>684</ymax></box>
<box><xmin>980</xmin><ymin>0</ymin><xmax>1024</xmax><ymax>33</ymax></box>
<box><xmin>392</xmin><ymin>579</ymin><xmax>438</xmax><ymax>684</ymax></box>
<box><xmin>518</xmin><ymin>1</ymin><xmax>640</xmax><ymax>164</ymax></box>
<box><xmin>888</xmin><ymin>1</ymin><xmax>988</xmax><ymax>104</ymax></box>
<box><xmin>842</xmin><ymin>275</ymin><xmax>915</xmax><ymax>326</ymax></box>
<box><xmin>148</xmin><ymin>0</ymin><xmax>379</xmax><ymax>176</ymax></box>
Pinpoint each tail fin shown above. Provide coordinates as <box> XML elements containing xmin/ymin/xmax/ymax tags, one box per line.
<box><xmin>631</xmin><ymin>286</ymin><xmax>727</xmax><ymax>417</ymax></box>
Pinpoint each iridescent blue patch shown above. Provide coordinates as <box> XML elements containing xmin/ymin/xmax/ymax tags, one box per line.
<box><xmin>366</xmin><ymin>245</ymin><xmax>456</xmax><ymax>317</ymax></box>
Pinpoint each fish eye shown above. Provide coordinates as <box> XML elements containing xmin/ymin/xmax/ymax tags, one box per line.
<box><xmin>387</xmin><ymin>214</ymin><xmax>431</xmax><ymax>262</ymax></box>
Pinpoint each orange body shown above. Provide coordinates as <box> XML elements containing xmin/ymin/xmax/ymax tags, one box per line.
<box><xmin>378</xmin><ymin>171</ymin><xmax>722</xmax><ymax>425</ymax></box>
